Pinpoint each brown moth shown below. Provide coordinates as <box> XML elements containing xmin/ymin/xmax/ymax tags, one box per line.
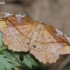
<box><xmin>0</xmin><ymin>12</ymin><xmax>70</xmax><ymax>64</ymax></box>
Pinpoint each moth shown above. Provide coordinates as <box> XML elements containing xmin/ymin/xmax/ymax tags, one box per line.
<box><xmin>0</xmin><ymin>12</ymin><xmax>70</xmax><ymax>64</ymax></box>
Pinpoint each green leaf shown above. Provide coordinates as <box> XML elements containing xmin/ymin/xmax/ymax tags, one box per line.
<box><xmin>0</xmin><ymin>32</ymin><xmax>7</xmax><ymax>51</ymax></box>
<box><xmin>0</xmin><ymin>32</ymin><xmax>3</xmax><ymax>47</ymax></box>
<box><xmin>11</xmin><ymin>52</ymin><xmax>38</xmax><ymax>69</ymax></box>
<box><xmin>0</xmin><ymin>55</ymin><xmax>14</xmax><ymax>70</ymax></box>
<box><xmin>0</xmin><ymin>45</ymin><xmax>7</xmax><ymax>51</ymax></box>
<box><xmin>18</xmin><ymin>12</ymin><xmax>21</xmax><ymax>15</ymax></box>
<box><xmin>23</xmin><ymin>54</ymin><xmax>38</xmax><ymax>69</ymax></box>
<box><xmin>0</xmin><ymin>50</ymin><xmax>20</xmax><ymax>70</ymax></box>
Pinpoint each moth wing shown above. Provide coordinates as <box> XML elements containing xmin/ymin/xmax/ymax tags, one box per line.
<box><xmin>0</xmin><ymin>16</ymin><xmax>36</xmax><ymax>52</ymax></box>
<box><xmin>55</xmin><ymin>29</ymin><xmax>70</xmax><ymax>54</ymax></box>
<box><xmin>30</xmin><ymin>25</ymin><xmax>69</xmax><ymax>63</ymax></box>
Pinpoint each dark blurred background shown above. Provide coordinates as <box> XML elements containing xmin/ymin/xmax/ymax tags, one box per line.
<box><xmin>0</xmin><ymin>0</ymin><xmax>70</xmax><ymax>70</ymax></box>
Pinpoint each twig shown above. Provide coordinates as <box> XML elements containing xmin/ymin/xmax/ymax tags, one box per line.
<box><xmin>57</xmin><ymin>55</ymin><xmax>70</xmax><ymax>70</ymax></box>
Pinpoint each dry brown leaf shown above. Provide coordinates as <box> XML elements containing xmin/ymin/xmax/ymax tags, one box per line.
<box><xmin>0</xmin><ymin>12</ymin><xmax>70</xmax><ymax>64</ymax></box>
